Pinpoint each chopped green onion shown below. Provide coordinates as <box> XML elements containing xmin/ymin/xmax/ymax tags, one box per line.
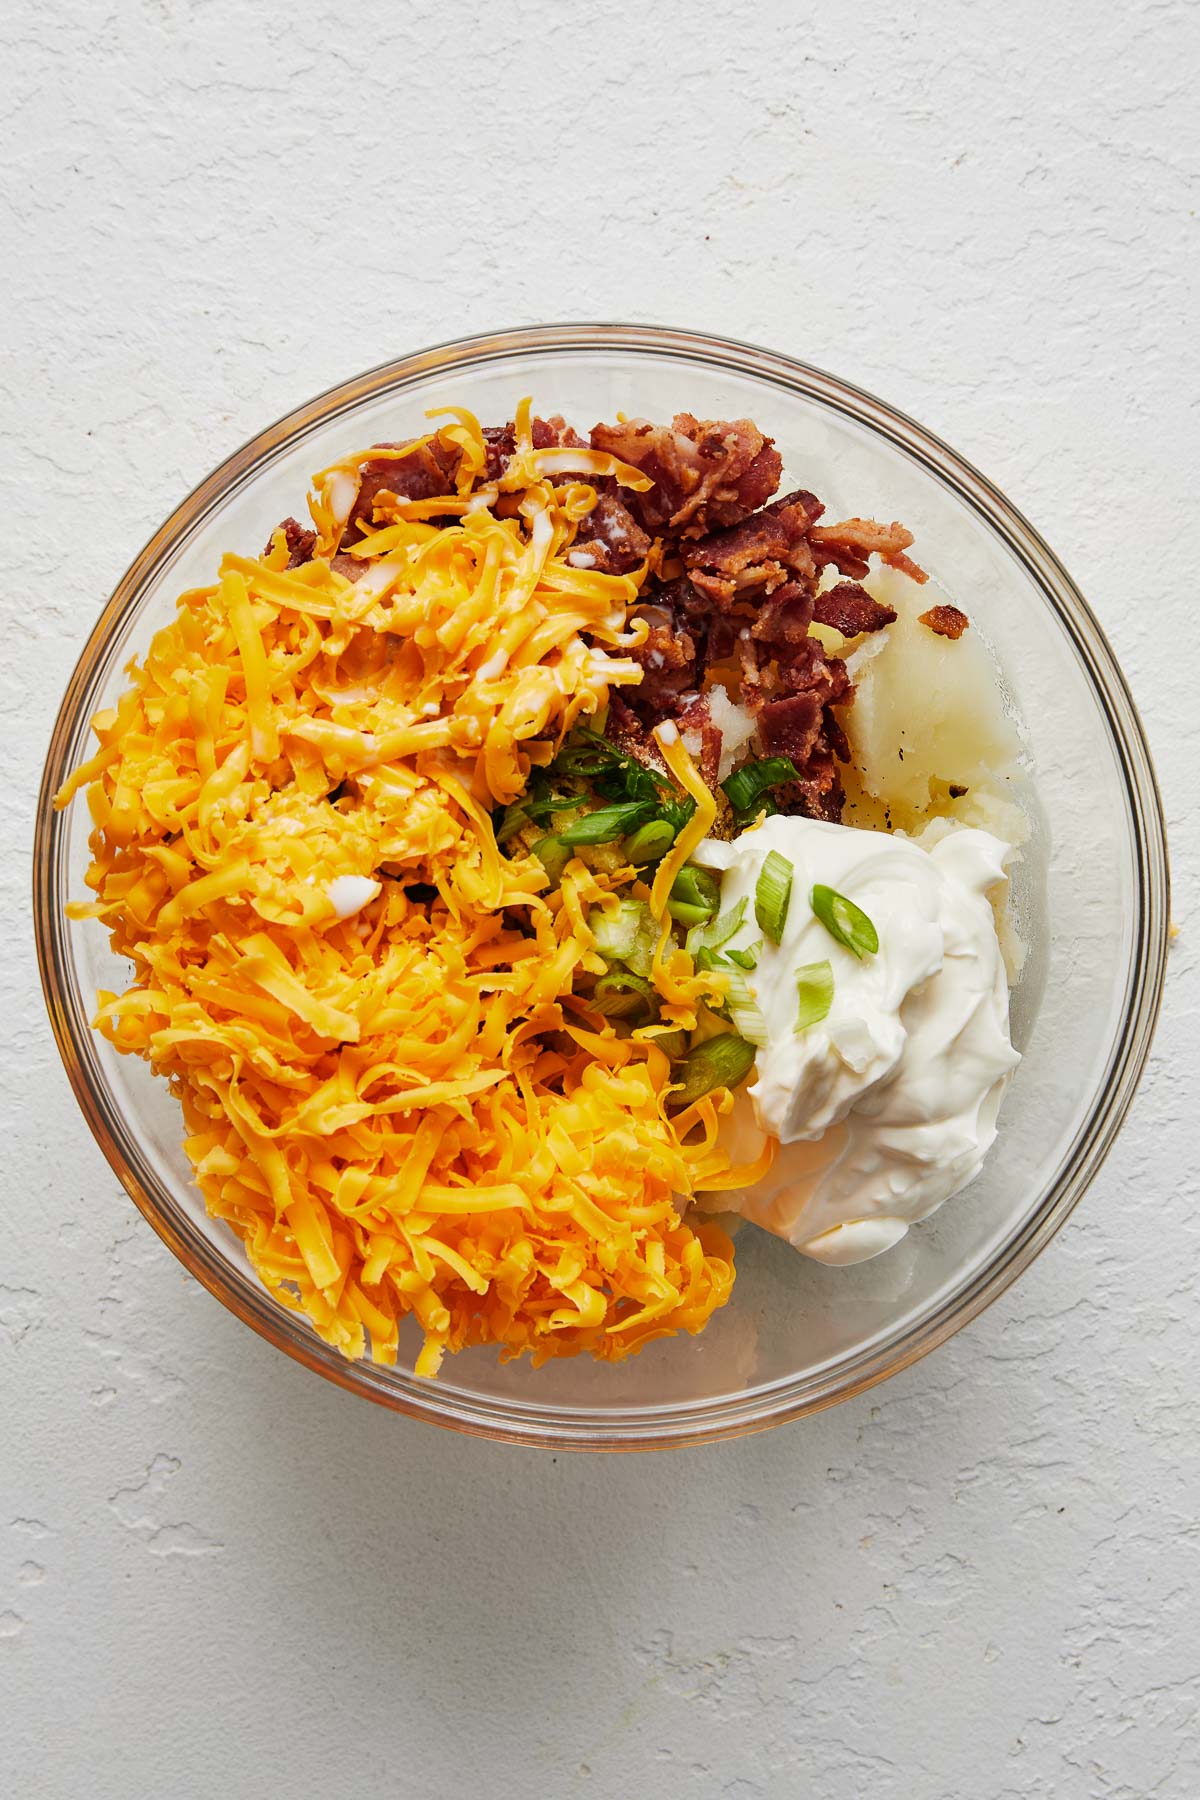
<box><xmin>550</xmin><ymin>731</ymin><xmax>624</xmax><ymax>779</ymax></box>
<box><xmin>658</xmin><ymin>794</ymin><xmax>697</xmax><ymax>836</ymax></box>
<box><xmin>496</xmin><ymin>791</ymin><xmax>578</xmax><ymax>843</ymax></box>
<box><xmin>592</xmin><ymin>971</ymin><xmax>657</xmax><ymax>1025</ymax></box>
<box><xmin>671</xmin><ymin>1032</ymin><xmax>757</xmax><ymax>1106</ymax></box>
<box><xmin>653</xmin><ymin>1028</ymin><xmax>690</xmax><ymax>1060</ymax></box>
<box><xmin>725</xmin><ymin>940</ymin><xmax>762</xmax><ymax>971</ymax></box>
<box><xmin>495</xmin><ymin>801</ymin><xmax>532</xmax><ymax>845</ymax></box>
<box><xmin>690</xmin><ymin>947</ymin><xmax>768</xmax><ymax>1046</ymax></box>
<box><xmin>559</xmin><ymin>801</ymin><xmax>656</xmax><ymax>845</ymax></box>
<box><xmin>721</xmin><ymin>756</ymin><xmax>800</xmax><ymax>819</ymax></box>
<box><xmin>811</xmin><ymin>884</ymin><xmax>879</xmax><ymax>959</ymax></box>
<box><xmin>795</xmin><ymin>959</ymin><xmax>835</xmax><ymax>1031</ymax></box>
<box><xmin>622</xmin><ymin>818</ymin><xmax>676</xmax><ymax>865</ymax></box>
<box><xmin>529</xmin><ymin>835</ymin><xmax>569</xmax><ymax>882</ymax></box>
<box><xmin>551</xmin><ymin>729</ymin><xmax>671</xmax><ymax>801</ymax></box>
<box><xmin>686</xmin><ymin>896</ymin><xmax>748</xmax><ymax>958</ymax></box>
<box><xmin>667</xmin><ymin>864</ymin><xmax>720</xmax><ymax>925</ymax></box>
<box><xmin>587</xmin><ymin>899</ymin><xmax>659</xmax><ymax>977</ymax></box>
<box><xmin>755</xmin><ymin>850</ymin><xmax>794</xmax><ymax>944</ymax></box>
<box><xmin>669</xmin><ymin>901</ymin><xmax>713</xmax><ymax>928</ymax></box>
<box><xmin>721</xmin><ymin>961</ymin><xmax>768</xmax><ymax>1047</ymax></box>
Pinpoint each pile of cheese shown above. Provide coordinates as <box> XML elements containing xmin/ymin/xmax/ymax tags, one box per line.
<box><xmin>58</xmin><ymin>405</ymin><xmax>745</xmax><ymax>1375</ymax></box>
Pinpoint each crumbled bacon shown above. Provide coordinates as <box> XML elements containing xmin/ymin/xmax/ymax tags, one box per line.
<box><xmin>626</xmin><ymin>602</ymin><xmax>700</xmax><ymax>712</ymax></box>
<box><xmin>589</xmin><ymin>413</ymin><xmax>782</xmax><ymax>538</ymax></box>
<box><xmin>682</xmin><ymin>490</ymin><xmax>819</xmax><ymax>606</ymax></box>
<box><xmin>749</xmin><ymin>579</ymin><xmax>816</xmax><ymax>647</ymax></box>
<box><xmin>568</xmin><ymin>488</ymin><xmax>652</xmax><ymax>575</ymax></box>
<box><xmin>758</xmin><ymin>692</ymin><xmax>823</xmax><ymax>763</ymax></box>
<box><xmin>330</xmin><ymin>552</ymin><xmax>366</xmax><ymax>583</ymax></box>
<box><xmin>483</xmin><ymin>415</ymin><xmax>588</xmax><ymax>480</ymax></box>
<box><xmin>824</xmin><ymin>709</ymin><xmax>852</xmax><ymax>767</ymax></box>
<box><xmin>810</xmin><ymin>517</ymin><xmax>927</xmax><ymax>584</ymax></box>
<box><xmin>344</xmin><ymin>439</ymin><xmax>461</xmax><ymax>544</ymax></box>
<box><xmin>675</xmin><ymin>694</ymin><xmax>723</xmax><ymax>790</ymax></box>
<box><xmin>603</xmin><ymin>694</ymin><xmax>669</xmax><ymax>776</ymax></box>
<box><xmin>462</xmin><ymin>410</ymin><xmax>927</xmax><ymax>826</ymax></box>
<box><xmin>746</xmin><ymin>627</ymin><xmax>852</xmax><ymax>708</ymax></box>
<box><xmin>919</xmin><ymin>603</ymin><xmax>969</xmax><ymax>639</ymax></box>
<box><xmin>267</xmin><ymin>517</ymin><xmax>317</xmax><ymax>568</ymax></box>
<box><xmin>812</xmin><ymin>581</ymin><xmax>897</xmax><ymax>637</ymax></box>
<box><xmin>775</xmin><ymin>751</ymin><xmax>846</xmax><ymax>823</ymax></box>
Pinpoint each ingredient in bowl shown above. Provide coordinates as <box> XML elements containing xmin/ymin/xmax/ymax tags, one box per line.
<box><xmin>55</xmin><ymin>393</ymin><xmax>1029</xmax><ymax>1376</ymax></box>
<box><xmin>693</xmin><ymin>816</ymin><xmax>1020</xmax><ymax>1260</ymax></box>
<box><xmin>56</xmin><ymin>406</ymin><xmax>759</xmax><ymax>1376</ymax></box>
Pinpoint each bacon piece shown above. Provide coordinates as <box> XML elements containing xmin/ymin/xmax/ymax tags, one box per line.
<box><xmin>744</xmin><ymin>628</ymin><xmax>852</xmax><ymax>706</ymax></box>
<box><xmin>758</xmin><ymin>692</ymin><xmax>823</xmax><ymax>764</ymax></box>
<box><xmin>483</xmin><ymin>415</ymin><xmax>588</xmax><ymax>479</ymax></box>
<box><xmin>675</xmin><ymin>694</ymin><xmax>723</xmax><ymax>791</ymax></box>
<box><xmin>344</xmin><ymin>438</ymin><xmax>461</xmax><ymax>544</ymax></box>
<box><xmin>603</xmin><ymin>694</ymin><xmax>669</xmax><ymax>776</ymax></box>
<box><xmin>775</xmin><ymin>751</ymin><xmax>846</xmax><ymax>823</ymax></box>
<box><xmin>568</xmin><ymin>489</ymin><xmax>652</xmax><ymax>575</ymax></box>
<box><xmin>625</xmin><ymin>602</ymin><xmax>700</xmax><ymax>712</ymax></box>
<box><xmin>481</xmin><ymin>417</ymin><xmax>650</xmax><ymax>572</ymax></box>
<box><xmin>750</xmin><ymin>579</ymin><xmax>816</xmax><ymax>646</ymax></box>
<box><xmin>812</xmin><ymin>581</ymin><xmax>897</xmax><ymax>637</ymax></box>
<box><xmin>919</xmin><ymin>603</ymin><xmax>970</xmax><ymax>639</ymax></box>
<box><xmin>682</xmin><ymin>490</ymin><xmax>819</xmax><ymax>606</ymax></box>
<box><xmin>786</xmin><ymin>639</ymin><xmax>852</xmax><ymax>709</ymax></box>
<box><xmin>590</xmin><ymin>413</ymin><xmax>782</xmax><ymax>538</ymax></box>
<box><xmin>623</xmin><ymin>575</ymin><xmax>714</xmax><ymax>671</ymax></box>
<box><xmin>735</xmin><ymin>611</ymin><xmax>855</xmax><ymax>822</ymax></box>
<box><xmin>824</xmin><ymin>708</ymin><xmax>852</xmax><ymax>765</ymax></box>
<box><xmin>330</xmin><ymin>552</ymin><xmax>366</xmax><ymax>583</ymax></box>
<box><xmin>810</xmin><ymin>517</ymin><xmax>928</xmax><ymax>584</ymax></box>
<box><xmin>266</xmin><ymin>517</ymin><xmax>317</xmax><ymax>568</ymax></box>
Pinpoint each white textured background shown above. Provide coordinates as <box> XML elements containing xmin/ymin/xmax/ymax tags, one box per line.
<box><xmin>3</xmin><ymin>3</ymin><xmax>1197</xmax><ymax>1796</ymax></box>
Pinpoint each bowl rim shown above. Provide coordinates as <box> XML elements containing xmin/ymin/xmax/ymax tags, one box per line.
<box><xmin>35</xmin><ymin>321</ymin><xmax>1171</xmax><ymax>1450</ymax></box>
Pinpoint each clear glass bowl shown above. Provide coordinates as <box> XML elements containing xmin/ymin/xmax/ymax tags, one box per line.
<box><xmin>35</xmin><ymin>324</ymin><xmax>1169</xmax><ymax>1449</ymax></box>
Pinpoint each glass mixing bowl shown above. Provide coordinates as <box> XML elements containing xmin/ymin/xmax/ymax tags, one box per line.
<box><xmin>35</xmin><ymin>324</ymin><xmax>1169</xmax><ymax>1449</ymax></box>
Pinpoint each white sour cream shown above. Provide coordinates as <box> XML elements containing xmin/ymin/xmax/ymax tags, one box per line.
<box><xmin>693</xmin><ymin>817</ymin><xmax>1019</xmax><ymax>1263</ymax></box>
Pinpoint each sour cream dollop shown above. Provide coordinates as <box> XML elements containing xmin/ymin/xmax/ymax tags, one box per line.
<box><xmin>692</xmin><ymin>817</ymin><xmax>1020</xmax><ymax>1264</ymax></box>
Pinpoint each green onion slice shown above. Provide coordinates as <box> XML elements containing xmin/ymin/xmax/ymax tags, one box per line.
<box><xmin>795</xmin><ymin>960</ymin><xmax>835</xmax><ymax>1032</ymax></box>
<box><xmin>810</xmin><ymin>884</ymin><xmax>879</xmax><ymax>959</ymax></box>
<box><xmin>529</xmin><ymin>836</ymin><xmax>569</xmax><ymax>882</ymax></box>
<box><xmin>667</xmin><ymin>864</ymin><xmax>720</xmax><ymax>925</ymax></box>
<box><xmin>721</xmin><ymin>961</ymin><xmax>768</xmax><ymax>1047</ymax></box>
<box><xmin>587</xmin><ymin>900</ymin><xmax>659</xmax><ymax>978</ymax></box>
<box><xmin>652</xmin><ymin>1027</ymin><xmax>690</xmax><ymax>1060</ymax></box>
<box><xmin>622</xmin><ymin>818</ymin><xmax>676</xmax><ymax>865</ymax></box>
<box><xmin>725</xmin><ymin>940</ymin><xmax>762</xmax><ymax>971</ymax></box>
<box><xmin>495</xmin><ymin>801</ymin><xmax>532</xmax><ymax>845</ymax></box>
<box><xmin>721</xmin><ymin>756</ymin><xmax>800</xmax><ymax>819</ymax></box>
<box><xmin>559</xmin><ymin>801</ymin><xmax>657</xmax><ymax>845</ymax></box>
<box><xmin>686</xmin><ymin>895</ymin><xmax>748</xmax><ymax>958</ymax></box>
<box><xmin>592</xmin><ymin>971</ymin><xmax>657</xmax><ymax>1024</ymax></box>
<box><xmin>658</xmin><ymin>795</ymin><xmax>697</xmax><ymax>835</ymax></box>
<box><xmin>755</xmin><ymin>850</ymin><xmax>794</xmax><ymax>944</ymax></box>
<box><xmin>691</xmin><ymin>948</ymin><xmax>768</xmax><ymax>1046</ymax></box>
<box><xmin>668</xmin><ymin>900</ymin><xmax>712</xmax><ymax>928</ymax></box>
<box><xmin>671</xmin><ymin>1032</ymin><xmax>757</xmax><ymax>1106</ymax></box>
<box><xmin>496</xmin><ymin>791</ymin><xmax>579</xmax><ymax>843</ymax></box>
<box><xmin>550</xmin><ymin>729</ymin><xmax>671</xmax><ymax>799</ymax></box>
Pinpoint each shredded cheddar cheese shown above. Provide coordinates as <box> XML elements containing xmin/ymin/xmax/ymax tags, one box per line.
<box><xmin>58</xmin><ymin>404</ymin><xmax>744</xmax><ymax>1375</ymax></box>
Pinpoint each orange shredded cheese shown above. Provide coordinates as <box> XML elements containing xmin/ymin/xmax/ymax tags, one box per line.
<box><xmin>58</xmin><ymin>403</ymin><xmax>741</xmax><ymax>1375</ymax></box>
